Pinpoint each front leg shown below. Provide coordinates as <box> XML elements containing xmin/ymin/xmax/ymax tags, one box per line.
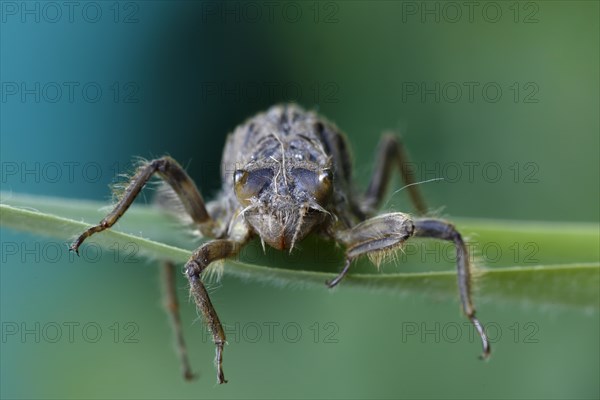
<box><xmin>70</xmin><ymin>156</ymin><xmax>213</xmax><ymax>254</ymax></box>
<box><xmin>328</xmin><ymin>212</ymin><xmax>415</xmax><ymax>287</ymax></box>
<box><xmin>413</xmin><ymin>218</ymin><xmax>490</xmax><ymax>359</ymax></box>
<box><xmin>185</xmin><ymin>238</ymin><xmax>246</xmax><ymax>384</ymax></box>
<box><xmin>329</xmin><ymin>214</ymin><xmax>490</xmax><ymax>359</ymax></box>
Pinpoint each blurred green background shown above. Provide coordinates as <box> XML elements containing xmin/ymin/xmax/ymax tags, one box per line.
<box><xmin>1</xmin><ymin>1</ymin><xmax>598</xmax><ymax>399</ymax></box>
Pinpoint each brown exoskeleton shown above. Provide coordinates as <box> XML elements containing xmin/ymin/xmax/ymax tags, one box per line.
<box><xmin>70</xmin><ymin>104</ymin><xmax>490</xmax><ymax>384</ymax></box>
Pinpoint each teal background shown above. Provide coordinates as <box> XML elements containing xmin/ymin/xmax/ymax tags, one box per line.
<box><xmin>1</xmin><ymin>1</ymin><xmax>598</xmax><ymax>399</ymax></box>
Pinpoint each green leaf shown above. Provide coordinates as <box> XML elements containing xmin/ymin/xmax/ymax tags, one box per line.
<box><xmin>1</xmin><ymin>192</ymin><xmax>598</xmax><ymax>310</ymax></box>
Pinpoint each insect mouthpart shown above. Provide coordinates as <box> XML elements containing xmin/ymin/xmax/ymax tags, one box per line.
<box><xmin>243</xmin><ymin>199</ymin><xmax>328</xmax><ymax>251</ymax></box>
<box><xmin>233</xmin><ymin>161</ymin><xmax>333</xmax><ymax>251</ymax></box>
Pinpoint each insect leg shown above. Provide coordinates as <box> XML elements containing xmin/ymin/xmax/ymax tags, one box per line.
<box><xmin>362</xmin><ymin>133</ymin><xmax>427</xmax><ymax>215</ymax></box>
<box><xmin>328</xmin><ymin>212</ymin><xmax>415</xmax><ymax>287</ymax></box>
<box><xmin>70</xmin><ymin>156</ymin><xmax>212</xmax><ymax>253</ymax></box>
<box><xmin>413</xmin><ymin>218</ymin><xmax>491</xmax><ymax>359</ymax></box>
<box><xmin>185</xmin><ymin>239</ymin><xmax>245</xmax><ymax>384</ymax></box>
<box><xmin>162</xmin><ymin>261</ymin><xmax>196</xmax><ymax>381</ymax></box>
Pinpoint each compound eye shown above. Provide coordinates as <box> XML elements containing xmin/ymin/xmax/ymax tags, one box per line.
<box><xmin>292</xmin><ymin>168</ymin><xmax>333</xmax><ymax>205</ymax></box>
<box><xmin>234</xmin><ymin>168</ymin><xmax>272</xmax><ymax>206</ymax></box>
<box><xmin>319</xmin><ymin>169</ymin><xmax>333</xmax><ymax>185</ymax></box>
<box><xmin>316</xmin><ymin>169</ymin><xmax>333</xmax><ymax>203</ymax></box>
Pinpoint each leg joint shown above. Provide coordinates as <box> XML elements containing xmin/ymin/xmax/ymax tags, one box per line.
<box><xmin>415</xmin><ymin>219</ymin><xmax>460</xmax><ymax>242</ymax></box>
<box><xmin>185</xmin><ymin>260</ymin><xmax>203</xmax><ymax>282</ymax></box>
<box><xmin>151</xmin><ymin>157</ymin><xmax>171</xmax><ymax>173</ymax></box>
